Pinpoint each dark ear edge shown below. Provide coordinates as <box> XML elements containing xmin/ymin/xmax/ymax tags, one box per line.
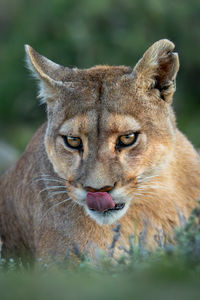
<box><xmin>151</xmin><ymin>51</ymin><xmax>179</xmax><ymax>102</ymax></box>
<box><xmin>134</xmin><ymin>39</ymin><xmax>180</xmax><ymax>103</ymax></box>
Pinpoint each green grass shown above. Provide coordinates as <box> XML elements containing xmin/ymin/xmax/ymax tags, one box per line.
<box><xmin>1</xmin><ymin>203</ymin><xmax>200</xmax><ymax>300</ymax></box>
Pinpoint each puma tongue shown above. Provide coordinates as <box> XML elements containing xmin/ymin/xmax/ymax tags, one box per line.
<box><xmin>86</xmin><ymin>192</ymin><xmax>115</xmax><ymax>212</ymax></box>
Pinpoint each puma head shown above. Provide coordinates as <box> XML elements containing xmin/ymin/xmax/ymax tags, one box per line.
<box><xmin>25</xmin><ymin>39</ymin><xmax>179</xmax><ymax>225</ymax></box>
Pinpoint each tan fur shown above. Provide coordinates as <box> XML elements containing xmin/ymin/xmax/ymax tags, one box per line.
<box><xmin>0</xmin><ymin>40</ymin><xmax>200</xmax><ymax>261</ymax></box>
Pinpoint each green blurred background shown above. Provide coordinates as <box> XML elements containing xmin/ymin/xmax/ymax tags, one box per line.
<box><xmin>0</xmin><ymin>0</ymin><xmax>200</xmax><ymax>172</ymax></box>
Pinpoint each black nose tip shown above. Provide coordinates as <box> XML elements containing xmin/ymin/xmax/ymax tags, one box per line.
<box><xmin>84</xmin><ymin>185</ymin><xmax>114</xmax><ymax>193</ymax></box>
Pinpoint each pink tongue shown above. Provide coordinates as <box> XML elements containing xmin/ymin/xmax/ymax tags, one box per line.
<box><xmin>86</xmin><ymin>192</ymin><xmax>115</xmax><ymax>212</ymax></box>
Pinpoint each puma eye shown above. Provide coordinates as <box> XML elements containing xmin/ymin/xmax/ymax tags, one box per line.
<box><xmin>116</xmin><ymin>132</ymin><xmax>139</xmax><ymax>149</ymax></box>
<box><xmin>62</xmin><ymin>136</ymin><xmax>83</xmax><ymax>150</ymax></box>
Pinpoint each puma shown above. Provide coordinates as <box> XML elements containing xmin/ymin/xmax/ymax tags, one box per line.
<box><xmin>0</xmin><ymin>39</ymin><xmax>200</xmax><ymax>261</ymax></box>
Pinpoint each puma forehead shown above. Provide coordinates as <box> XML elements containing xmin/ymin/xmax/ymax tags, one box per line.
<box><xmin>59</xmin><ymin>113</ymin><xmax>141</xmax><ymax>136</ymax></box>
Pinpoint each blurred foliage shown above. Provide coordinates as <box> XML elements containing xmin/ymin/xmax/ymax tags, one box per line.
<box><xmin>0</xmin><ymin>0</ymin><xmax>200</xmax><ymax>152</ymax></box>
<box><xmin>1</xmin><ymin>203</ymin><xmax>200</xmax><ymax>299</ymax></box>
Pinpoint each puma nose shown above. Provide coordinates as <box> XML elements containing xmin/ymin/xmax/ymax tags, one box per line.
<box><xmin>84</xmin><ymin>185</ymin><xmax>114</xmax><ymax>193</ymax></box>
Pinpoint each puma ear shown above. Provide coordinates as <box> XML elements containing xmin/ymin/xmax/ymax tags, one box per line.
<box><xmin>134</xmin><ymin>39</ymin><xmax>179</xmax><ymax>103</ymax></box>
<box><xmin>25</xmin><ymin>45</ymin><xmax>66</xmax><ymax>104</ymax></box>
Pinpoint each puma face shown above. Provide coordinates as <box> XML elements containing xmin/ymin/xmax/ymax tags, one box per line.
<box><xmin>26</xmin><ymin>39</ymin><xmax>179</xmax><ymax>225</ymax></box>
<box><xmin>44</xmin><ymin>106</ymin><xmax>175</xmax><ymax>225</ymax></box>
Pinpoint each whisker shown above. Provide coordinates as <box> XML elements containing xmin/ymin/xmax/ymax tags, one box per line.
<box><xmin>30</xmin><ymin>177</ymin><xmax>66</xmax><ymax>187</ymax></box>
<box><xmin>71</xmin><ymin>202</ymin><xmax>78</xmax><ymax>212</ymax></box>
<box><xmin>47</xmin><ymin>190</ymin><xmax>68</xmax><ymax>198</ymax></box>
<box><xmin>132</xmin><ymin>191</ymin><xmax>157</xmax><ymax>197</ymax></box>
<box><xmin>137</xmin><ymin>173</ymin><xmax>160</xmax><ymax>184</ymax></box>
<box><xmin>34</xmin><ymin>178</ymin><xmax>66</xmax><ymax>184</ymax></box>
<box><xmin>138</xmin><ymin>184</ymin><xmax>173</xmax><ymax>192</ymax></box>
<box><xmin>37</xmin><ymin>185</ymin><xmax>67</xmax><ymax>198</ymax></box>
<box><xmin>132</xmin><ymin>192</ymin><xmax>145</xmax><ymax>197</ymax></box>
<box><xmin>137</xmin><ymin>185</ymin><xmax>169</xmax><ymax>191</ymax></box>
<box><xmin>32</xmin><ymin>174</ymin><xmax>66</xmax><ymax>185</ymax></box>
<box><xmin>36</xmin><ymin>173</ymin><xmax>66</xmax><ymax>181</ymax></box>
<box><xmin>40</xmin><ymin>197</ymin><xmax>72</xmax><ymax>224</ymax></box>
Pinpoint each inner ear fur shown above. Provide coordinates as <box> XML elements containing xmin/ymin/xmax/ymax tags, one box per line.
<box><xmin>134</xmin><ymin>39</ymin><xmax>179</xmax><ymax>103</ymax></box>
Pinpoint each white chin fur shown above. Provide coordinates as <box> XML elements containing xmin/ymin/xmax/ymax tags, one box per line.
<box><xmin>84</xmin><ymin>202</ymin><xmax>130</xmax><ymax>226</ymax></box>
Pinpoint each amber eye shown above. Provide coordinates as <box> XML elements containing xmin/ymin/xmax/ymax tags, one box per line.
<box><xmin>62</xmin><ymin>136</ymin><xmax>83</xmax><ymax>150</ymax></box>
<box><xmin>116</xmin><ymin>132</ymin><xmax>139</xmax><ymax>149</ymax></box>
